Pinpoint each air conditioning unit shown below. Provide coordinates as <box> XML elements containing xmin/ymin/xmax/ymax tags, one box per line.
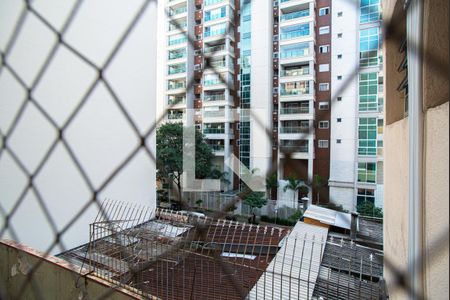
<box><xmin>194</xmin><ymin>64</ymin><xmax>203</xmax><ymax>70</ymax></box>
<box><xmin>195</xmin><ymin>49</ymin><xmax>202</xmax><ymax>56</ymax></box>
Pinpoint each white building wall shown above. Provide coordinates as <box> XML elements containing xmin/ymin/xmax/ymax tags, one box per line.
<box><xmin>0</xmin><ymin>1</ymin><xmax>158</xmax><ymax>253</ymax></box>
<box><xmin>249</xmin><ymin>1</ymin><xmax>272</xmax><ymax>177</ymax></box>
<box><xmin>329</xmin><ymin>0</ymin><xmax>359</xmax><ymax>209</ymax></box>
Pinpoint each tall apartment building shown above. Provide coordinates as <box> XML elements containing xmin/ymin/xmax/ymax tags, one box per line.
<box><xmin>329</xmin><ymin>0</ymin><xmax>384</xmax><ymax>212</ymax></box>
<box><xmin>158</xmin><ymin>0</ymin><xmax>384</xmax><ymax>209</ymax></box>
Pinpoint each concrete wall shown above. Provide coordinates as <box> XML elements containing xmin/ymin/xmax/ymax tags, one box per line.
<box><xmin>423</xmin><ymin>102</ymin><xmax>449</xmax><ymax>299</ymax></box>
<box><xmin>383</xmin><ymin>0</ymin><xmax>449</xmax><ymax>298</ymax></box>
<box><xmin>0</xmin><ymin>1</ymin><xmax>157</xmax><ymax>253</ymax></box>
<box><xmin>383</xmin><ymin>117</ymin><xmax>409</xmax><ymax>300</ymax></box>
<box><xmin>0</xmin><ymin>240</ymin><xmax>153</xmax><ymax>300</ymax></box>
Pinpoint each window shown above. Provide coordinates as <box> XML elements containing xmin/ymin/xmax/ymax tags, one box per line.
<box><xmin>205</xmin><ymin>6</ymin><xmax>227</xmax><ymax>22</ymax></box>
<box><xmin>358</xmin><ymin>117</ymin><xmax>377</xmax><ymax>155</ymax></box>
<box><xmin>319</xmin><ymin>83</ymin><xmax>329</xmax><ymax>91</ymax></box>
<box><xmin>204</xmin><ymin>22</ymin><xmax>228</xmax><ymax>37</ymax></box>
<box><xmin>337</xmin><ymin>96</ymin><xmax>342</xmax><ymax>101</ymax></box>
<box><xmin>360</xmin><ymin>27</ymin><xmax>380</xmax><ymax>67</ymax></box>
<box><xmin>357</xmin><ymin>189</ymin><xmax>375</xmax><ymax>206</ymax></box>
<box><xmin>319</xmin><ymin>64</ymin><xmax>330</xmax><ymax>72</ymax></box>
<box><xmin>337</xmin><ymin>54</ymin><xmax>342</xmax><ymax>59</ymax></box>
<box><xmin>337</xmin><ymin>139</ymin><xmax>342</xmax><ymax>144</ymax></box>
<box><xmin>337</xmin><ymin>33</ymin><xmax>343</xmax><ymax>38</ymax></box>
<box><xmin>318</xmin><ymin>140</ymin><xmax>329</xmax><ymax>148</ymax></box>
<box><xmin>319</xmin><ymin>121</ymin><xmax>329</xmax><ymax>129</ymax></box>
<box><xmin>359</xmin><ymin>72</ymin><xmax>378</xmax><ymax>111</ymax></box>
<box><xmin>337</xmin><ymin>12</ymin><xmax>343</xmax><ymax>17</ymax></box>
<box><xmin>280</xmin><ymin>81</ymin><xmax>309</xmax><ymax>95</ymax></box>
<box><xmin>319</xmin><ymin>45</ymin><xmax>330</xmax><ymax>53</ymax></box>
<box><xmin>280</xmin><ymin>23</ymin><xmax>310</xmax><ymax>40</ymax></box>
<box><xmin>319</xmin><ymin>7</ymin><xmax>330</xmax><ymax>16</ymax></box>
<box><xmin>337</xmin><ymin>75</ymin><xmax>342</xmax><ymax>80</ymax></box>
<box><xmin>319</xmin><ymin>26</ymin><xmax>330</xmax><ymax>35</ymax></box>
<box><xmin>360</xmin><ymin>0</ymin><xmax>381</xmax><ymax>24</ymax></box>
<box><xmin>319</xmin><ymin>101</ymin><xmax>330</xmax><ymax>110</ymax></box>
<box><xmin>358</xmin><ymin>162</ymin><xmax>376</xmax><ymax>183</ymax></box>
<box><xmin>337</xmin><ymin>118</ymin><xmax>342</xmax><ymax>122</ymax></box>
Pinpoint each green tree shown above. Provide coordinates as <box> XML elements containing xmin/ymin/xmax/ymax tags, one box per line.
<box><xmin>357</xmin><ymin>201</ymin><xmax>383</xmax><ymax>218</ymax></box>
<box><xmin>283</xmin><ymin>175</ymin><xmax>303</xmax><ymax>207</ymax></box>
<box><xmin>265</xmin><ymin>173</ymin><xmax>278</xmax><ymax>200</ymax></box>
<box><xmin>244</xmin><ymin>191</ymin><xmax>267</xmax><ymax>224</ymax></box>
<box><xmin>312</xmin><ymin>174</ymin><xmax>326</xmax><ymax>204</ymax></box>
<box><xmin>156</xmin><ymin>123</ymin><xmax>214</xmax><ymax>199</ymax></box>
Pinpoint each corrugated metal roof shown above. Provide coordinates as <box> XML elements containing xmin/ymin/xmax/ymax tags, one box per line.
<box><xmin>303</xmin><ymin>205</ymin><xmax>352</xmax><ymax>230</ymax></box>
<box><xmin>248</xmin><ymin>222</ymin><xmax>328</xmax><ymax>300</ymax></box>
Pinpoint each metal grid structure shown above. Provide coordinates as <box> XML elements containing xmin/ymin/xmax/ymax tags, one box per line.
<box><xmin>58</xmin><ymin>199</ymin><xmax>387</xmax><ymax>299</ymax></box>
<box><xmin>0</xmin><ymin>0</ymin><xmax>448</xmax><ymax>299</ymax></box>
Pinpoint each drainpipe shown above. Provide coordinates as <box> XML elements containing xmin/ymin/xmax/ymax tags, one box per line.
<box><xmin>406</xmin><ymin>0</ymin><xmax>424</xmax><ymax>298</ymax></box>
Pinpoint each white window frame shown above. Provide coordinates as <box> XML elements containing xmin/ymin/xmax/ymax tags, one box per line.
<box><xmin>319</xmin><ymin>64</ymin><xmax>330</xmax><ymax>72</ymax></box>
<box><xmin>319</xmin><ymin>7</ymin><xmax>330</xmax><ymax>16</ymax></box>
<box><xmin>319</xmin><ymin>26</ymin><xmax>330</xmax><ymax>35</ymax></box>
<box><xmin>318</xmin><ymin>140</ymin><xmax>329</xmax><ymax>148</ymax></box>
<box><xmin>319</xmin><ymin>45</ymin><xmax>330</xmax><ymax>53</ymax></box>
<box><xmin>319</xmin><ymin>101</ymin><xmax>330</xmax><ymax>110</ymax></box>
<box><xmin>318</xmin><ymin>83</ymin><xmax>330</xmax><ymax>91</ymax></box>
<box><xmin>318</xmin><ymin>121</ymin><xmax>329</xmax><ymax>129</ymax></box>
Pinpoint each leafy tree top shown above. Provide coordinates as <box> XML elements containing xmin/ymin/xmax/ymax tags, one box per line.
<box><xmin>244</xmin><ymin>191</ymin><xmax>267</xmax><ymax>210</ymax></box>
<box><xmin>156</xmin><ymin>123</ymin><xmax>214</xmax><ymax>188</ymax></box>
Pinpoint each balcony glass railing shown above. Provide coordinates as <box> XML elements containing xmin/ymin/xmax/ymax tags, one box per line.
<box><xmin>169</xmin><ymin>6</ymin><xmax>187</xmax><ymax>16</ymax></box>
<box><xmin>280</xmin><ymin>87</ymin><xmax>310</xmax><ymax>96</ymax></box>
<box><xmin>204</xmin><ymin>94</ymin><xmax>225</xmax><ymax>101</ymax></box>
<box><xmin>280</xmin><ymin>28</ymin><xmax>310</xmax><ymax>40</ymax></box>
<box><xmin>168</xmin><ymin>98</ymin><xmax>186</xmax><ymax>105</ymax></box>
<box><xmin>204</xmin><ymin>28</ymin><xmax>227</xmax><ymax>38</ymax></box>
<box><xmin>168</xmin><ymin>82</ymin><xmax>186</xmax><ymax>90</ymax></box>
<box><xmin>169</xmin><ymin>22</ymin><xmax>187</xmax><ymax>31</ymax></box>
<box><xmin>203</xmin><ymin>128</ymin><xmax>225</xmax><ymax>134</ymax></box>
<box><xmin>204</xmin><ymin>79</ymin><xmax>223</xmax><ymax>86</ymax></box>
<box><xmin>168</xmin><ymin>66</ymin><xmax>186</xmax><ymax>75</ymax></box>
<box><xmin>205</xmin><ymin>12</ymin><xmax>227</xmax><ymax>22</ymax></box>
<box><xmin>280</xmin><ymin>145</ymin><xmax>309</xmax><ymax>152</ymax></box>
<box><xmin>281</xmin><ymin>68</ymin><xmax>309</xmax><ymax>77</ymax></box>
<box><xmin>168</xmin><ymin>36</ymin><xmax>187</xmax><ymax>46</ymax></box>
<box><xmin>168</xmin><ymin>113</ymin><xmax>184</xmax><ymax>120</ymax></box>
<box><xmin>168</xmin><ymin>51</ymin><xmax>186</xmax><ymax>60</ymax></box>
<box><xmin>209</xmin><ymin>144</ymin><xmax>225</xmax><ymax>152</ymax></box>
<box><xmin>204</xmin><ymin>44</ymin><xmax>226</xmax><ymax>53</ymax></box>
<box><xmin>204</xmin><ymin>0</ymin><xmax>225</xmax><ymax>6</ymax></box>
<box><xmin>279</xmin><ymin>127</ymin><xmax>309</xmax><ymax>134</ymax></box>
<box><xmin>204</xmin><ymin>110</ymin><xmax>225</xmax><ymax>118</ymax></box>
<box><xmin>209</xmin><ymin>60</ymin><xmax>226</xmax><ymax>68</ymax></box>
<box><xmin>280</xmin><ymin>9</ymin><xmax>310</xmax><ymax>21</ymax></box>
<box><xmin>280</xmin><ymin>107</ymin><xmax>309</xmax><ymax>114</ymax></box>
<box><xmin>280</xmin><ymin>48</ymin><xmax>309</xmax><ymax>59</ymax></box>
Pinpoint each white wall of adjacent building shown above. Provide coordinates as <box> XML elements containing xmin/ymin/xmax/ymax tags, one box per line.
<box><xmin>329</xmin><ymin>0</ymin><xmax>359</xmax><ymax>210</ymax></box>
<box><xmin>0</xmin><ymin>0</ymin><xmax>158</xmax><ymax>253</ymax></box>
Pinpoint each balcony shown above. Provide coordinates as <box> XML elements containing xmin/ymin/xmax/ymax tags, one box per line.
<box><xmin>280</xmin><ymin>9</ymin><xmax>310</xmax><ymax>22</ymax></box>
<box><xmin>204</xmin><ymin>28</ymin><xmax>227</xmax><ymax>38</ymax></box>
<box><xmin>280</xmin><ymin>107</ymin><xmax>309</xmax><ymax>114</ymax></box>
<box><xmin>281</xmin><ymin>67</ymin><xmax>309</xmax><ymax>77</ymax></box>
<box><xmin>168</xmin><ymin>6</ymin><xmax>187</xmax><ymax>17</ymax></box>
<box><xmin>280</xmin><ymin>28</ymin><xmax>310</xmax><ymax>41</ymax></box>
<box><xmin>203</xmin><ymin>127</ymin><xmax>225</xmax><ymax>134</ymax></box>
<box><xmin>280</xmin><ymin>48</ymin><xmax>309</xmax><ymax>59</ymax></box>
<box><xmin>168</xmin><ymin>97</ymin><xmax>186</xmax><ymax>106</ymax></box>
<box><xmin>204</xmin><ymin>0</ymin><xmax>225</xmax><ymax>6</ymax></box>
<box><xmin>280</xmin><ymin>87</ymin><xmax>310</xmax><ymax>96</ymax></box>
<box><xmin>168</xmin><ymin>50</ymin><xmax>187</xmax><ymax>60</ymax></box>
<box><xmin>209</xmin><ymin>144</ymin><xmax>225</xmax><ymax>153</ymax></box>
<box><xmin>168</xmin><ymin>82</ymin><xmax>186</xmax><ymax>90</ymax></box>
<box><xmin>204</xmin><ymin>44</ymin><xmax>226</xmax><ymax>54</ymax></box>
<box><xmin>168</xmin><ymin>113</ymin><xmax>184</xmax><ymax>120</ymax></box>
<box><xmin>169</xmin><ymin>21</ymin><xmax>187</xmax><ymax>32</ymax></box>
<box><xmin>168</xmin><ymin>36</ymin><xmax>187</xmax><ymax>46</ymax></box>
<box><xmin>168</xmin><ymin>66</ymin><xmax>186</xmax><ymax>75</ymax></box>
<box><xmin>204</xmin><ymin>93</ymin><xmax>225</xmax><ymax>102</ymax></box>
<box><xmin>279</xmin><ymin>126</ymin><xmax>309</xmax><ymax>134</ymax></box>
<box><xmin>204</xmin><ymin>109</ymin><xmax>226</xmax><ymax>118</ymax></box>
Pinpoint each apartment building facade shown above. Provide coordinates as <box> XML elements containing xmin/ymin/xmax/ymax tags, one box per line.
<box><xmin>158</xmin><ymin>0</ymin><xmax>386</xmax><ymax>209</ymax></box>
<box><xmin>329</xmin><ymin>0</ymin><xmax>384</xmax><ymax>212</ymax></box>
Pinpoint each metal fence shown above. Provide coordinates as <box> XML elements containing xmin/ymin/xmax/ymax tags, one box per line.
<box><xmin>0</xmin><ymin>0</ymin><xmax>448</xmax><ymax>299</ymax></box>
